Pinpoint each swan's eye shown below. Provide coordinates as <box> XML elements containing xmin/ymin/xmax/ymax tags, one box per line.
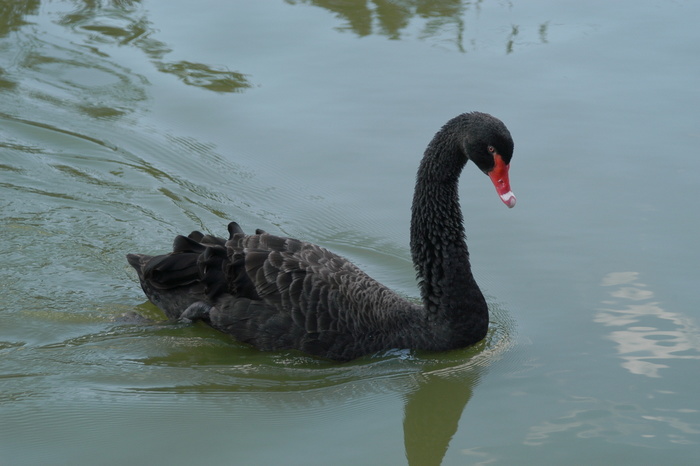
<box><xmin>487</xmin><ymin>145</ymin><xmax>496</xmax><ymax>154</ymax></box>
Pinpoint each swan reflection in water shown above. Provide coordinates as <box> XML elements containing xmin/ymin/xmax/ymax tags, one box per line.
<box><xmin>124</xmin><ymin>303</ymin><xmax>513</xmax><ymax>466</ymax></box>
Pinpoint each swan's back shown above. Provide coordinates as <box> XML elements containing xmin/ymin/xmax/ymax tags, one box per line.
<box><xmin>128</xmin><ymin>222</ymin><xmax>422</xmax><ymax>361</ymax></box>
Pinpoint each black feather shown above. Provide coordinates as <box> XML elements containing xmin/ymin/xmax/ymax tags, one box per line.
<box><xmin>126</xmin><ymin>112</ymin><xmax>514</xmax><ymax>361</ymax></box>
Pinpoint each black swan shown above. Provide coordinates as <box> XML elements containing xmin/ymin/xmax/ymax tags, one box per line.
<box><xmin>127</xmin><ymin>112</ymin><xmax>515</xmax><ymax>361</ymax></box>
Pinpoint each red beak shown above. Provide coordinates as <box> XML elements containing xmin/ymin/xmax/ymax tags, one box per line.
<box><xmin>488</xmin><ymin>153</ymin><xmax>516</xmax><ymax>208</ymax></box>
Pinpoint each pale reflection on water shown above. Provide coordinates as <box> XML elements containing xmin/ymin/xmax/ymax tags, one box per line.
<box><xmin>596</xmin><ymin>272</ymin><xmax>700</xmax><ymax>379</ymax></box>
<box><xmin>520</xmin><ymin>272</ymin><xmax>700</xmax><ymax>449</ymax></box>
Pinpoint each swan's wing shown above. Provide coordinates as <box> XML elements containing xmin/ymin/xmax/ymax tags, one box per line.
<box><xmin>225</xmin><ymin>230</ymin><xmax>365</xmax><ymax>329</ymax></box>
<box><xmin>130</xmin><ymin>221</ymin><xmax>414</xmax><ymax>360</ymax></box>
<box><xmin>211</xmin><ymin>226</ymin><xmax>405</xmax><ymax>358</ymax></box>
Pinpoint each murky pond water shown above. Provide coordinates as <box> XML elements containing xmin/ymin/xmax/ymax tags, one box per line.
<box><xmin>2</xmin><ymin>1</ymin><xmax>699</xmax><ymax>464</ymax></box>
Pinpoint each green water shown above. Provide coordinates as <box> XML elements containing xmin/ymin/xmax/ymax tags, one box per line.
<box><xmin>2</xmin><ymin>1</ymin><xmax>699</xmax><ymax>464</ymax></box>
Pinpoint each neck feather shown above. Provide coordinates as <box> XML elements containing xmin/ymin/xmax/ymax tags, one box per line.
<box><xmin>409</xmin><ymin>135</ymin><xmax>488</xmax><ymax>343</ymax></box>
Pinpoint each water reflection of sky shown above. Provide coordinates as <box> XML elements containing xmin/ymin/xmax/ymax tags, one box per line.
<box><xmin>522</xmin><ymin>274</ymin><xmax>700</xmax><ymax>448</ymax></box>
<box><xmin>597</xmin><ymin>272</ymin><xmax>700</xmax><ymax>379</ymax></box>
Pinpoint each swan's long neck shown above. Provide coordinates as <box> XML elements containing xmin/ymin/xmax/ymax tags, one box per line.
<box><xmin>409</xmin><ymin>133</ymin><xmax>488</xmax><ymax>343</ymax></box>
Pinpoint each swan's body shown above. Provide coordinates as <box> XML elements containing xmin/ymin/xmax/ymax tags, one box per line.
<box><xmin>127</xmin><ymin>112</ymin><xmax>515</xmax><ymax>361</ymax></box>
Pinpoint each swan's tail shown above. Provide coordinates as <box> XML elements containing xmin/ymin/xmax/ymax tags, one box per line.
<box><xmin>126</xmin><ymin>230</ymin><xmax>227</xmax><ymax>320</ymax></box>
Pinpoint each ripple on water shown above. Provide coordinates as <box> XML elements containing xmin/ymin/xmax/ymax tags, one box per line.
<box><xmin>85</xmin><ymin>300</ymin><xmax>519</xmax><ymax>400</ymax></box>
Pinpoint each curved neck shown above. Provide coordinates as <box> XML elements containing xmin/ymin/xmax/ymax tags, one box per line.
<box><xmin>409</xmin><ymin>132</ymin><xmax>488</xmax><ymax>341</ymax></box>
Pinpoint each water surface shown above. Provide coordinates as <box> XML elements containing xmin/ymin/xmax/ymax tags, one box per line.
<box><xmin>2</xmin><ymin>1</ymin><xmax>699</xmax><ymax>465</ymax></box>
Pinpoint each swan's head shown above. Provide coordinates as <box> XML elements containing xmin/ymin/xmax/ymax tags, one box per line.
<box><xmin>462</xmin><ymin>112</ymin><xmax>516</xmax><ymax>208</ymax></box>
